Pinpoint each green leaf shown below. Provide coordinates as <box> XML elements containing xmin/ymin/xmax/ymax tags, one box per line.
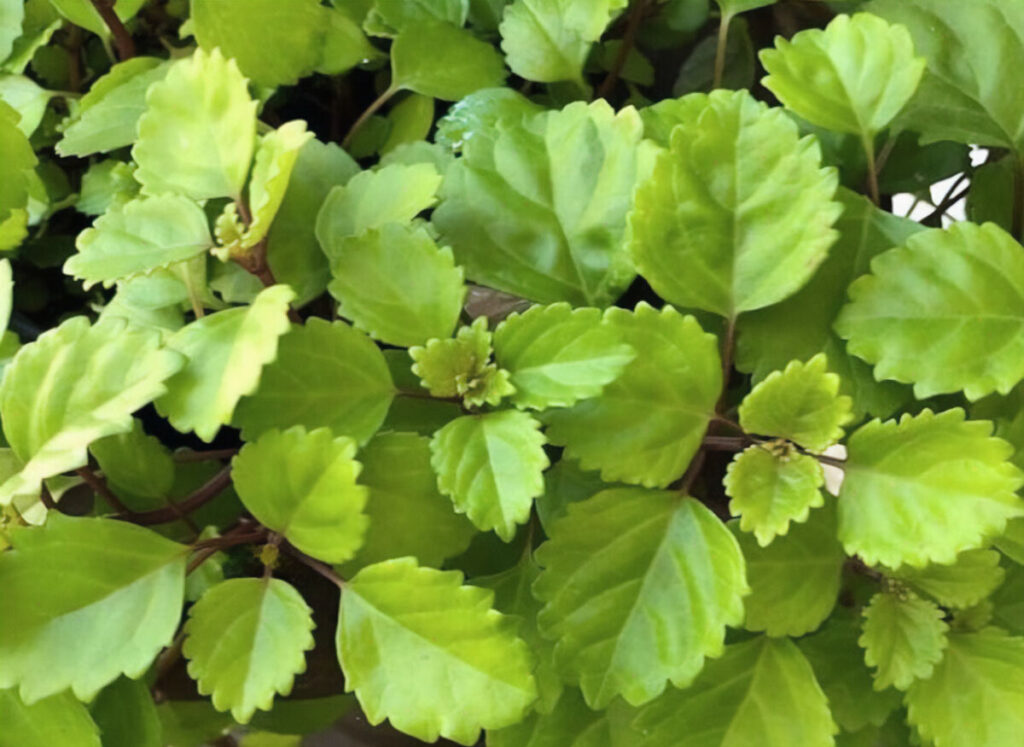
<box><xmin>191</xmin><ymin>0</ymin><xmax>328</xmax><ymax>87</ymax></box>
<box><xmin>56</xmin><ymin>57</ymin><xmax>168</xmax><ymax>157</ymax></box>
<box><xmin>366</xmin><ymin>0</ymin><xmax>468</xmax><ymax>34</ymax></box>
<box><xmin>630</xmin><ymin>636</ymin><xmax>836</xmax><ymax>747</ymax></box>
<box><xmin>435</xmin><ymin>87</ymin><xmax>543</xmax><ymax>152</ymax></box>
<box><xmin>337</xmin><ymin>557</ymin><xmax>537</xmax><ymax>744</ymax></box>
<box><xmin>543</xmin><ymin>304</ymin><xmax>721</xmax><ymax>488</ymax></box>
<box><xmin>317</xmin><ymin>4</ymin><xmax>382</xmax><ymax>75</ymax></box>
<box><xmin>492</xmin><ymin>303</ymin><xmax>636</xmax><ymax>410</ymax></box>
<box><xmin>0</xmin><ymin>101</ymin><xmax>36</xmax><ymax>251</ymax></box>
<box><xmin>0</xmin><ymin>689</ymin><xmax>101</xmax><ymax>747</ymax></box>
<box><xmin>89</xmin><ymin>677</ymin><xmax>161</xmax><ymax>747</ymax></box>
<box><xmin>732</xmin><ymin>500</ymin><xmax>844</xmax><ymax>637</ymax></box>
<box><xmin>434</xmin><ymin>100</ymin><xmax>644</xmax><ymax>306</ymax></box>
<box><xmin>0</xmin><ymin>515</ymin><xmax>185</xmax><ymax>702</ymax></box>
<box><xmin>184</xmin><ymin>578</ymin><xmax>315</xmax><ymax>723</ymax></box>
<box><xmin>628</xmin><ymin>89</ymin><xmax>841</xmax><ymax>317</ymax></box>
<box><xmin>90</xmin><ymin>418</ymin><xmax>174</xmax><ymax>503</ymax></box>
<box><xmin>905</xmin><ymin>629</ymin><xmax>1024</xmax><ymax>747</ymax></box>
<box><xmin>737</xmin><ymin>189</ymin><xmax>920</xmax><ymax>420</ymax></box>
<box><xmin>409</xmin><ymin>317</ymin><xmax>515</xmax><ymax>407</ymax></box>
<box><xmin>48</xmin><ymin>0</ymin><xmax>144</xmax><ymax>38</ymax></box>
<box><xmin>486</xmin><ymin>687</ymin><xmax>615</xmax><ymax>747</ymax></box>
<box><xmin>232</xmin><ymin>426</ymin><xmax>368</xmax><ymax>563</ymax></box>
<box><xmin>738</xmin><ymin>354</ymin><xmax>853</xmax><ymax>451</ymax></box>
<box><xmin>327</xmin><ymin>223</ymin><xmax>466</xmax><ymax>347</ymax></box>
<box><xmin>715</xmin><ymin>0</ymin><xmax>775</xmax><ymax>14</ymax></box>
<box><xmin>0</xmin><ymin>74</ymin><xmax>52</xmax><ymax>136</ymax></box>
<box><xmin>0</xmin><ymin>257</ymin><xmax>10</xmax><ymax>332</ymax></box>
<box><xmin>344</xmin><ymin>432</ymin><xmax>476</xmax><ymax>572</ymax></box>
<box><xmin>316</xmin><ymin>163</ymin><xmax>441</xmax><ymax>260</ymax></box>
<box><xmin>724</xmin><ymin>445</ymin><xmax>825</xmax><ymax>547</ymax></box>
<box><xmin>0</xmin><ymin>316</ymin><xmax>183</xmax><ymax>505</ymax></box>
<box><xmin>430</xmin><ymin>409</ymin><xmax>548</xmax><ymax>541</ymax></box>
<box><xmin>499</xmin><ymin>0</ymin><xmax>625</xmax><ymax>85</ymax></box>
<box><xmin>534</xmin><ymin>488</ymin><xmax>748</xmax><ymax>708</ymax></box>
<box><xmin>836</xmin><ymin>222</ymin><xmax>1024</xmax><ymax>401</ymax></box>
<box><xmin>0</xmin><ymin>0</ymin><xmax>24</xmax><ymax>62</ymax></box>
<box><xmin>838</xmin><ymin>408</ymin><xmax>1024</xmax><ymax>568</ymax></box>
<box><xmin>868</xmin><ymin>0</ymin><xmax>1024</xmax><ymax>152</ymax></box>
<box><xmin>233</xmin><ymin>318</ymin><xmax>395</xmax><ymax>445</ymax></box>
<box><xmin>76</xmin><ymin>159</ymin><xmax>139</xmax><ymax>216</ymax></box>
<box><xmin>157</xmin><ymin>284</ymin><xmax>295</xmax><ymax>443</ymax></box>
<box><xmin>892</xmin><ymin>549</ymin><xmax>1007</xmax><ymax>610</ymax></box>
<box><xmin>859</xmin><ymin>589</ymin><xmax>948</xmax><ymax>691</ymax></box>
<box><xmin>64</xmin><ymin>195</ymin><xmax>213</xmax><ymax>288</ymax></box>
<box><xmin>391</xmin><ymin>21</ymin><xmax>506</xmax><ymax>101</ymax></box>
<box><xmin>760</xmin><ymin>13</ymin><xmax>924</xmax><ymax>139</ymax></box>
<box><xmin>133</xmin><ymin>48</ymin><xmax>257</xmax><ymax>201</ymax></box>
<box><xmin>381</xmin><ymin>93</ymin><xmax>434</xmax><ymax>155</ymax></box>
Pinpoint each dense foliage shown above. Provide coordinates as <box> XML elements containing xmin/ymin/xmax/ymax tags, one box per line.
<box><xmin>1</xmin><ymin>0</ymin><xmax>1023</xmax><ymax>745</ymax></box>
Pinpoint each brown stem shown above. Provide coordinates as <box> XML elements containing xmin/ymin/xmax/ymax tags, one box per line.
<box><xmin>282</xmin><ymin>541</ymin><xmax>345</xmax><ymax>588</ymax></box>
<box><xmin>702</xmin><ymin>435</ymin><xmax>749</xmax><ymax>452</ymax></box>
<box><xmin>116</xmin><ymin>466</ymin><xmax>233</xmax><ymax>525</ymax></box>
<box><xmin>150</xmin><ymin>629</ymin><xmax>185</xmax><ymax>703</ymax></box>
<box><xmin>678</xmin><ymin>448</ymin><xmax>707</xmax><ymax>496</ymax></box>
<box><xmin>88</xmin><ymin>0</ymin><xmax>136</xmax><ymax>60</ymax></box>
<box><xmin>713</xmin><ymin>12</ymin><xmax>734</xmax><ymax>90</ymax></box>
<box><xmin>596</xmin><ymin>0</ymin><xmax>649</xmax><ymax>99</ymax></box>
<box><xmin>815</xmin><ymin>453</ymin><xmax>847</xmax><ymax>469</ymax></box>
<box><xmin>173</xmin><ymin>448</ymin><xmax>239</xmax><ymax>464</ymax></box>
<box><xmin>76</xmin><ymin>466</ymin><xmax>132</xmax><ymax>514</ymax></box>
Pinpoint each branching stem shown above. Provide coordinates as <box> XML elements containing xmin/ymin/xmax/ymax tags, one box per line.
<box><xmin>116</xmin><ymin>465</ymin><xmax>233</xmax><ymax>525</ymax></box>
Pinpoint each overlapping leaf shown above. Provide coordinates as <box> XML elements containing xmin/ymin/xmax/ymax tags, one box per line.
<box><xmin>0</xmin><ymin>689</ymin><xmax>101</xmax><ymax>747</ymax></box>
<box><xmin>892</xmin><ymin>549</ymin><xmax>1007</xmax><ymax>609</ymax></box>
<box><xmin>859</xmin><ymin>589</ymin><xmax>948</xmax><ymax>691</ymax></box>
<box><xmin>391</xmin><ymin>21</ymin><xmax>506</xmax><ymax>101</ymax></box>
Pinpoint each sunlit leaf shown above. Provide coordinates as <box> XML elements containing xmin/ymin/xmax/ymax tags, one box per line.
<box><xmin>859</xmin><ymin>589</ymin><xmax>948</xmax><ymax>691</ymax></box>
<box><xmin>391</xmin><ymin>21</ymin><xmax>506</xmax><ymax>101</ymax></box>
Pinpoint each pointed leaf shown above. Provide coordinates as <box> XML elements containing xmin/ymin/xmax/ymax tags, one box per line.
<box><xmin>840</xmin><ymin>409</ymin><xmax>1024</xmax><ymax>568</ymax></box>
<box><xmin>628</xmin><ymin>89</ymin><xmax>841</xmax><ymax>317</ymax></box>
<box><xmin>233</xmin><ymin>318</ymin><xmax>395</xmax><ymax>445</ymax></box>
<box><xmin>630</xmin><ymin>636</ymin><xmax>836</xmax><ymax>747</ymax></box>
<box><xmin>0</xmin><ymin>316</ymin><xmax>183</xmax><ymax>504</ymax></box>
<box><xmin>327</xmin><ymin>222</ymin><xmax>466</xmax><ymax>347</ymax></box>
<box><xmin>836</xmin><ymin>222</ymin><xmax>1024</xmax><ymax>401</ymax></box>
<box><xmin>543</xmin><ymin>304</ymin><xmax>721</xmax><ymax>488</ymax></box>
<box><xmin>859</xmin><ymin>589</ymin><xmax>948</xmax><ymax>691</ymax></box>
<box><xmin>738</xmin><ymin>354</ymin><xmax>854</xmax><ymax>451</ymax></box>
<box><xmin>337</xmin><ymin>558</ymin><xmax>537</xmax><ymax>745</ymax></box>
<box><xmin>534</xmin><ymin>488</ymin><xmax>748</xmax><ymax>708</ymax></box>
<box><xmin>232</xmin><ymin>426</ymin><xmax>368</xmax><ymax>563</ymax></box>
<box><xmin>430</xmin><ymin>409</ymin><xmax>548</xmax><ymax>541</ymax></box>
<box><xmin>184</xmin><ymin>578</ymin><xmax>315</xmax><ymax>723</ymax></box>
<box><xmin>760</xmin><ymin>13</ymin><xmax>924</xmax><ymax>138</ymax></box>
<box><xmin>434</xmin><ymin>100</ymin><xmax>643</xmax><ymax>306</ymax></box>
<box><xmin>157</xmin><ymin>285</ymin><xmax>295</xmax><ymax>442</ymax></box>
<box><xmin>0</xmin><ymin>515</ymin><xmax>186</xmax><ymax>702</ymax></box>
<box><xmin>906</xmin><ymin>629</ymin><xmax>1024</xmax><ymax>747</ymax></box>
<box><xmin>732</xmin><ymin>501</ymin><xmax>844</xmax><ymax>637</ymax></box>
<box><xmin>493</xmin><ymin>303</ymin><xmax>636</xmax><ymax>410</ymax></box>
<box><xmin>133</xmin><ymin>48</ymin><xmax>257</xmax><ymax>201</ymax></box>
<box><xmin>893</xmin><ymin>549</ymin><xmax>1007</xmax><ymax>609</ymax></box>
<box><xmin>391</xmin><ymin>21</ymin><xmax>506</xmax><ymax>101</ymax></box>
<box><xmin>0</xmin><ymin>689</ymin><xmax>101</xmax><ymax>747</ymax></box>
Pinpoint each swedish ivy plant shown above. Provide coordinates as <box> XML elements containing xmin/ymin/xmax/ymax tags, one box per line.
<box><xmin>3</xmin><ymin>0</ymin><xmax>1024</xmax><ymax>745</ymax></box>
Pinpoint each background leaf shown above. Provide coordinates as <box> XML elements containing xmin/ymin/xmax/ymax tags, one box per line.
<box><xmin>391</xmin><ymin>21</ymin><xmax>506</xmax><ymax>101</ymax></box>
<box><xmin>0</xmin><ymin>689</ymin><xmax>101</xmax><ymax>747</ymax></box>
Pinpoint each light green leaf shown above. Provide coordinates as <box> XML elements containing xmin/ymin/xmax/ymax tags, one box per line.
<box><xmin>232</xmin><ymin>426</ymin><xmax>368</xmax><ymax>563</ymax></box>
<box><xmin>0</xmin><ymin>0</ymin><xmax>24</xmax><ymax>62</ymax></box>
<box><xmin>337</xmin><ymin>557</ymin><xmax>537</xmax><ymax>745</ymax></box>
<box><xmin>184</xmin><ymin>578</ymin><xmax>315</xmax><ymax>723</ymax></box>
<box><xmin>892</xmin><ymin>549</ymin><xmax>1007</xmax><ymax>610</ymax></box>
<box><xmin>868</xmin><ymin>0</ymin><xmax>1024</xmax><ymax>152</ymax></box>
<box><xmin>0</xmin><ymin>689</ymin><xmax>101</xmax><ymax>747</ymax></box>
<box><xmin>0</xmin><ymin>257</ymin><xmax>9</xmax><ymax>332</ymax></box>
<box><xmin>317</xmin><ymin>4</ymin><xmax>382</xmax><ymax>75</ymax></box>
<box><xmin>76</xmin><ymin>159</ymin><xmax>139</xmax><ymax>216</ymax></box>
<box><xmin>638</xmin><ymin>93</ymin><xmax>710</xmax><ymax>147</ymax></box>
<box><xmin>345</xmin><ymin>432</ymin><xmax>476</xmax><ymax>571</ymax></box>
<box><xmin>56</xmin><ymin>57</ymin><xmax>168</xmax><ymax>157</ymax></box>
<box><xmin>191</xmin><ymin>0</ymin><xmax>327</xmax><ymax>87</ymax></box>
<box><xmin>391</xmin><ymin>21</ymin><xmax>506</xmax><ymax>101</ymax></box>
<box><xmin>906</xmin><ymin>629</ymin><xmax>1024</xmax><ymax>747</ymax></box>
<box><xmin>628</xmin><ymin>89</ymin><xmax>841</xmax><ymax>317</ymax></box>
<box><xmin>1</xmin><ymin>0</ymin><xmax>59</xmax><ymax>76</ymax></box>
<box><xmin>133</xmin><ymin>48</ymin><xmax>257</xmax><ymax>201</ymax></box>
<box><xmin>434</xmin><ymin>100</ymin><xmax>643</xmax><ymax>306</ymax></box>
<box><xmin>430</xmin><ymin>409</ymin><xmax>548</xmax><ymax>541</ymax></box>
<box><xmin>0</xmin><ymin>74</ymin><xmax>51</xmax><ymax>136</ymax></box>
<box><xmin>724</xmin><ymin>445</ymin><xmax>825</xmax><ymax>547</ymax></box>
<box><xmin>48</xmin><ymin>0</ymin><xmax>144</xmax><ymax>38</ymax></box>
<box><xmin>499</xmin><ymin>0</ymin><xmax>625</xmax><ymax>85</ymax></box>
<box><xmin>760</xmin><ymin>13</ymin><xmax>924</xmax><ymax>139</ymax></box>
<box><xmin>327</xmin><ymin>223</ymin><xmax>466</xmax><ymax>347</ymax></box>
<box><xmin>157</xmin><ymin>284</ymin><xmax>295</xmax><ymax>443</ymax></box>
<box><xmin>493</xmin><ymin>303</ymin><xmax>636</xmax><ymax>410</ymax></box>
<box><xmin>487</xmin><ymin>687</ymin><xmax>614</xmax><ymax>747</ymax></box>
<box><xmin>316</xmin><ymin>163</ymin><xmax>441</xmax><ymax>260</ymax></box>
<box><xmin>738</xmin><ymin>354</ymin><xmax>853</xmax><ymax>451</ymax></box>
<box><xmin>381</xmin><ymin>93</ymin><xmax>434</xmax><ymax>155</ymax></box>
<box><xmin>65</xmin><ymin>195</ymin><xmax>213</xmax><ymax>289</ymax></box>
<box><xmin>0</xmin><ymin>515</ymin><xmax>185</xmax><ymax>702</ymax></box>
<box><xmin>366</xmin><ymin>0</ymin><xmax>468</xmax><ymax>34</ymax></box>
<box><xmin>233</xmin><ymin>317</ymin><xmax>395</xmax><ymax>444</ymax></box>
<box><xmin>537</xmin><ymin>457</ymin><xmax>610</xmax><ymax>532</ymax></box>
<box><xmin>410</xmin><ymin>317</ymin><xmax>514</xmax><ymax>407</ymax></box>
<box><xmin>543</xmin><ymin>304</ymin><xmax>721</xmax><ymax>488</ymax></box>
<box><xmin>89</xmin><ymin>677</ymin><xmax>161</xmax><ymax>747</ymax></box>
<box><xmin>434</xmin><ymin>87</ymin><xmax>543</xmax><ymax>152</ymax></box>
<box><xmin>839</xmin><ymin>409</ymin><xmax>1024</xmax><ymax>568</ymax></box>
<box><xmin>0</xmin><ymin>101</ymin><xmax>35</xmax><ymax>252</ymax></box>
<box><xmin>0</xmin><ymin>316</ymin><xmax>182</xmax><ymax>505</ymax></box>
<box><xmin>733</xmin><ymin>500</ymin><xmax>843</xmax><ymax>637</ymax></box>
<box><xmin>535</xmin><ymin>488</ymin><xmax>748</xmax><ymax>708</ymax></box>
<box><xmin>630</xmin><ymin>636</ymin><xmax>836</xmax><ymax>747</ymax></box>
<box><xmin>90</xmin><ymin>418</ymin><xmax>174</xmax><ymax>503</ymax></box>
<box><xmin>737</xmin><ymin>189</ymin><xmax>920</xmax><ymax>420</ymax></box>
<box><xmin>716</xmin><ymin>0</ymin><xmax>775</xmax><ymax>14</ymax></box>
<box><xmin>836</xmin><ymin>222</ymin><xmax>1024</xmax><ymax>401</ymax></box>
<box><xmin>860</xmin><ymin>589</ymin><xmax>948</xmax><ymax>691</ymax></box>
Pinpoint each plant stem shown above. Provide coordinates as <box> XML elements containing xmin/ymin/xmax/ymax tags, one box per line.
<box><xmin>88</xmin><ymin>0</ymin><xmax>135</xmax><ymax>60</ymax></box>
<box><xmin>596</xmin><ymin>0</ymin><xmax>649</xmax><ymax>99</ymax></box>
<box><xmin>117</xmin><ymin>465</ymin><xmax>233</xmax><ymax>525</ymax></box>
<box><xmin>342</xmin><ymin>85</ymin><xmax>397</xmax><ymax>149</ymax></box>
<box><xmin>713</xmin><ymin>12</ymin><xmax>734</xmax><ymax>90</ymax></box>
<box><xmin>282</xmin><ymin>541</ymin><xmax>345</xmax><ymax>588</ymax></box>
<box><xmin>75</xmin><ymin>466</ymin><xmax>132</xmax><ymax>514</ymax></box>
<box><xmin>861</xmin><ymin>133</ymin><xmax>880</xmax><ymax>205</ymax></box>
<box><xmin>702</xmin><ymin>435</ymin><xmax>749</xmax><ymax>452</ymax></box>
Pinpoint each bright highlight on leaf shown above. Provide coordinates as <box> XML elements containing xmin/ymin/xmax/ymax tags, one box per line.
<box><xmin>859</xmin><ymin>589</ymin><xmax>948</xmax><ymax>691</ymax></box>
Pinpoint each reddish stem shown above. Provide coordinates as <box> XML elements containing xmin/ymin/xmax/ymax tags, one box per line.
<box><xmin>88</xmin><ymin>0</ymin><xmax>136</xmax><ymax>60</ymax></box>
